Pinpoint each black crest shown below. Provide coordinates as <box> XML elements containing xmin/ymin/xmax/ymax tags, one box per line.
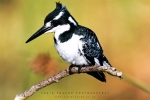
<box><xmin>56</xmin><ymin>2</ymin><xmax>66</xmax><ymax>11</ymax></box>
<box><xmin>44</xmin><ymin>2</ymin><xmax>67</xmax><ymax>24</ymax></box>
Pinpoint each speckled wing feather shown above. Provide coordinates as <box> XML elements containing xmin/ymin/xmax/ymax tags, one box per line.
<box><xmin>75</xmin><ymin>25</ymin><xmax>107</xmax><ymax>82</ymax></box>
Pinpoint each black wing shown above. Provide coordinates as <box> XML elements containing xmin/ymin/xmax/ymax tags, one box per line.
<box><xmin>76</xmin><ymin>25</ymin><xmax>107</xmax><ymax>82</ymax></box>
<box><xmin>76</xmin><ymin>25</ymin><xmax>104</xmax><ymax>65</ymax></box>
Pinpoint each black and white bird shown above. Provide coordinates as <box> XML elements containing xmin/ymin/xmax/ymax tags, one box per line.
<box><xmin>26</xmin><ymin>2</ymin><xmax>112</xmax><ymax>82</ymax></box>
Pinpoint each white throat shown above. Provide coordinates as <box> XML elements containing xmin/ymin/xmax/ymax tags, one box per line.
<box><xmin>53</xmin><ymin>24</ymin><xmax>70</xmax><ymax>42</ymax></box>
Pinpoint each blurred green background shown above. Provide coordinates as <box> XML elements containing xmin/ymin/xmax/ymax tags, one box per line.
<box><xmin>0</xmin><ymin>0</ymin><xmax>150</xmax><ymax>100</ymax></box>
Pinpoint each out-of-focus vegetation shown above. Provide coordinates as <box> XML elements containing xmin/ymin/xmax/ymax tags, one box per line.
<box><xmin>0</xmin><ymin>0</ymin><xmax>150</xmax><ymax>100</ymax></box>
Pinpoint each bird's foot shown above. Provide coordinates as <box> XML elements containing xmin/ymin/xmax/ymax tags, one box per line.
<box><xmin>69</xmin><ymin>64</ymin><xmax>74</xmax><ymax>75</ymax></box>
<box><xmin>77</xmin><ymin>65</ymin><xmax>82</xmax><ymax>73</ymax></box>
<box><xmin>76</xmin><ymin>65</ymin><xmax>86</xmax><ymax>73</ymax></box>
<box><xmin>69</xmin><ymin>64</ymin><xmax>85</xmax><ymax>74</ymax></box>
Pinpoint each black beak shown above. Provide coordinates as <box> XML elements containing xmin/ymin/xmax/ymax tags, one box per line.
<box><xmin>26</xmin><ymin>25</ymin><xmax>51</xmax><ymax>43</ymax></box>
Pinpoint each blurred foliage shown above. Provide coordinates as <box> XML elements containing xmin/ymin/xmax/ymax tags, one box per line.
<box><xmin>0</xmin><ymin>0</ymin><xmax>150</xmax><ymax>100</ymax></box>
<box><xmin>30</xmin><ymin>53</ymin><xmax>58</xmax><ymax>76</ymax></box>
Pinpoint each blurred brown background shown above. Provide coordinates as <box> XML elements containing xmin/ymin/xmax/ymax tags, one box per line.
<box><xmin>0</xmin><ymin>0</ymin><xmax>150</xmax><ymax>100</ymax></box>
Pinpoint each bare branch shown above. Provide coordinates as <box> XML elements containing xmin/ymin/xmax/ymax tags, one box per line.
<box><xmin>14</xmin><ymin>65</ymin><xmax>123</xmax><ymax>100</ymax></box>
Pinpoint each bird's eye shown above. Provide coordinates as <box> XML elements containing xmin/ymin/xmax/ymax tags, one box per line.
<box><xmin>52</xmin><ymin>20</ymin><xmax>57</xmax><ymax>26</ymax></box>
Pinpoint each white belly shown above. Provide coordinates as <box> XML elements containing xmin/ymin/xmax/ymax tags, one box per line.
<box><xmin>54</xmin><ymin>34</ymin><xmax>88</xmax><ymax>65</ymax></box>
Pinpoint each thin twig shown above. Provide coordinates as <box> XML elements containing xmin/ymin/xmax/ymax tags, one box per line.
<box><xmin>14</xmin><ymin>65</ymin><xmax>123</xmax><ymax>100</ymax></box>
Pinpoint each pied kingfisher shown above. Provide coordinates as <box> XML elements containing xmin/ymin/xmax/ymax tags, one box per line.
<box><xmin>26</xmin><ymin>2</ymin><xmax>112</xmax><ymax>82</ymax></box>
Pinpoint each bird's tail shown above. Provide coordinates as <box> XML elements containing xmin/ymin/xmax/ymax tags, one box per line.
<box><xmin>87</xmin><ymin>71</ymin><xmax>106</xmax><ymax>82</ymax></box>
<box><xmin>87</xmin><ymin>55</ymin><xmax>112</xmax><ymax>82</ymax></box>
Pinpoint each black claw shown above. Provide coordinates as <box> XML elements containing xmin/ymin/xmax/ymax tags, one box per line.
<box><xmin>77</xmin><ymin>65</ymin><xmax>86</xmax><ymax>73</ymax></box>
<box><xmin>69</xmin><ymin>64</ymin><xmax>85</xmax><ymax>74</ymax></box>
<box><xmin>69</xmin><ymin>64</ymin><xmax>74</xmax><ymax>75</ymax></box>
<box><xmin>77</xmin><ymin>65</ymin><xmax>82</xmax><ymax>73</ymax></box>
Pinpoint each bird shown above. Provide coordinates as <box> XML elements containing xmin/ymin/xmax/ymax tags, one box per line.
<box><xmin>26</xmin><ymin>2</ymin><xmax>112</xmax><ymax>82</ymax></box>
